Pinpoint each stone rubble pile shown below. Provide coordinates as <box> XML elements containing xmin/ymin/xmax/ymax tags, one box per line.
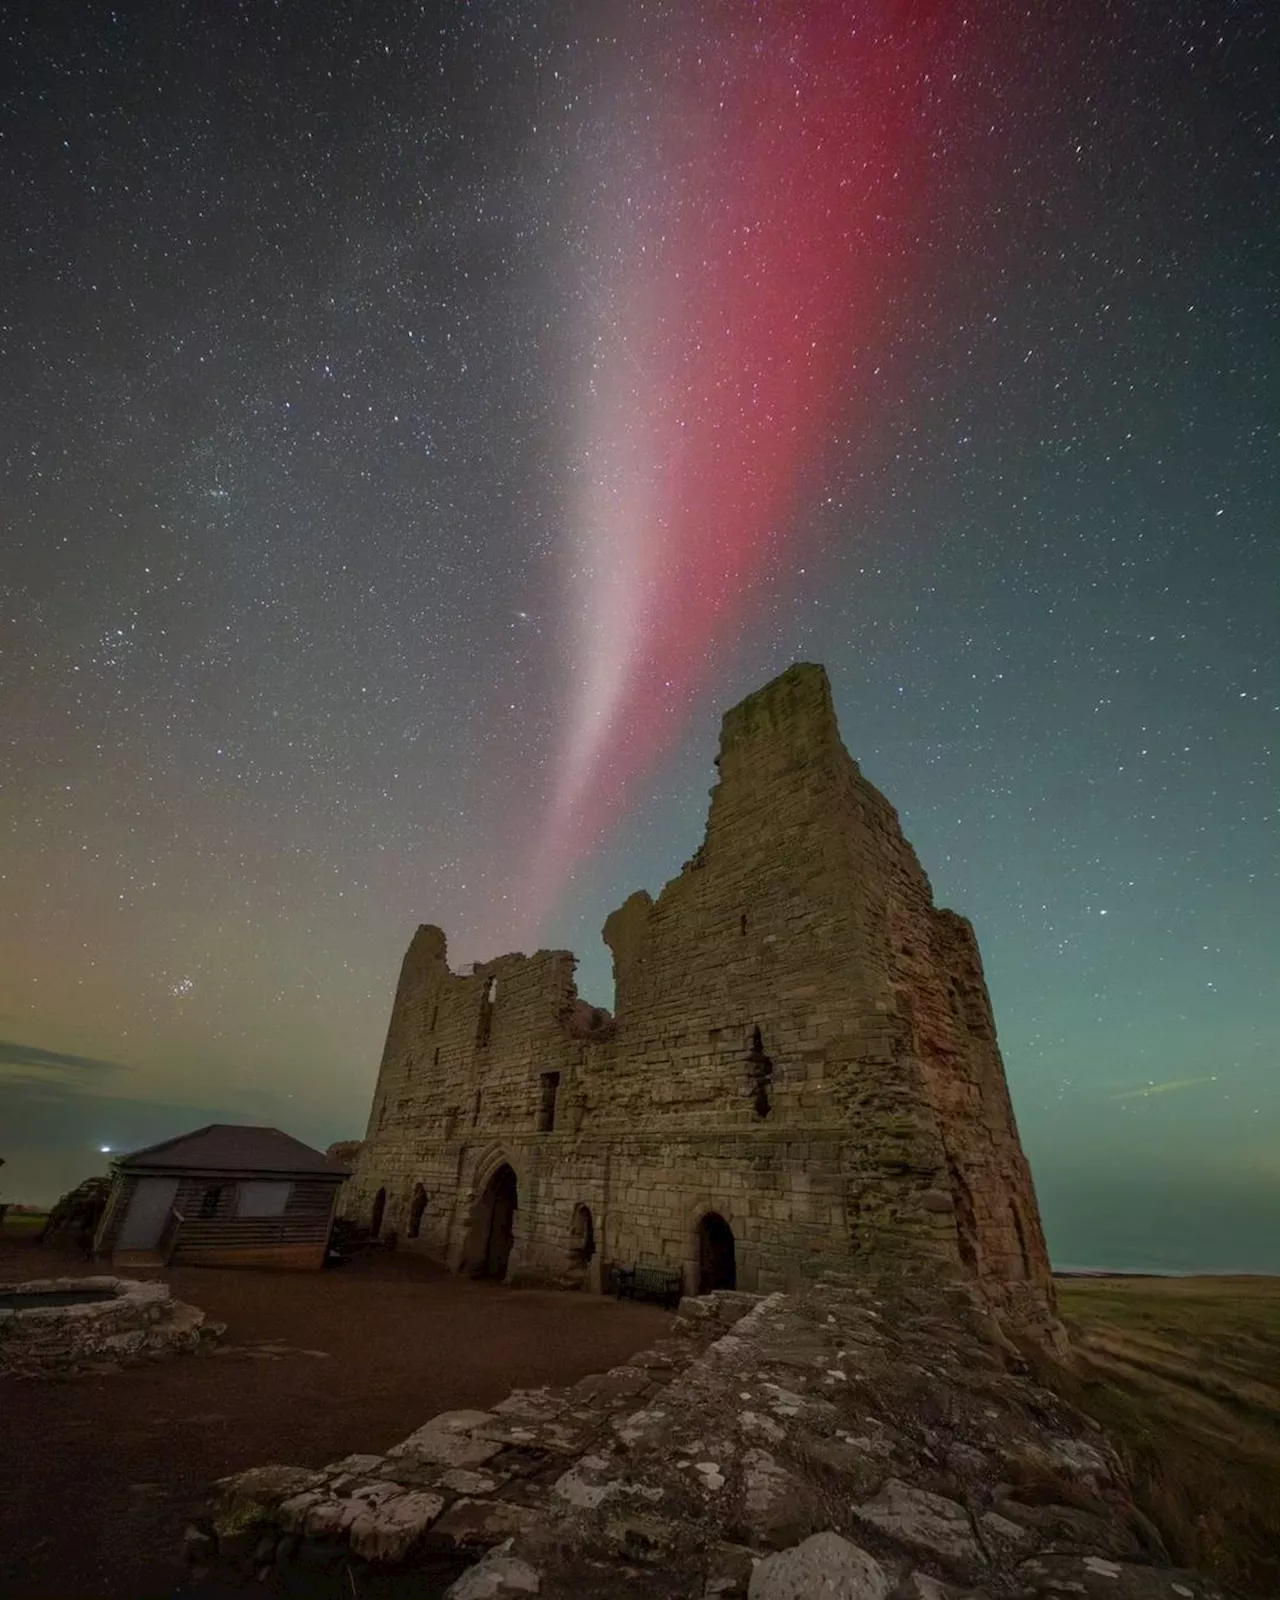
<box><xmin>0</xmin><ymin>1275</ymin><xmax>220</xmax><ymax>1375</ymax></box>
<box><xmin>198</xmin><ymin>1280</ymin><xmax>1231</xmax><ymax>1598</ymax></box>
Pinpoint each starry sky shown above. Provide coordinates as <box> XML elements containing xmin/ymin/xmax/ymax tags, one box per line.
<box><xmin>2</xmin><ymin>1</ymin><xmax>1276</xmax><ymax>1270</ymax></box>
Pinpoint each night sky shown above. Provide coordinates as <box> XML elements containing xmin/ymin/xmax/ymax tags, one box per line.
<box><xmin>2</xmin><ymin>2</ymin><xmax>1276</xmax><ymax>1270</ymax></box>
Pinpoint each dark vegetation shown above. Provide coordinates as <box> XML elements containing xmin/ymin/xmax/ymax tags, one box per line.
<box><xmin>1048</xmin><ymin>1275</ymin><xmax>1280</xmax><ymax>1599</ymax></box>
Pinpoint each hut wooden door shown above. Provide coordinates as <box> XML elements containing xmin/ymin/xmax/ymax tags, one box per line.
<box><xmin>117</xmin><ymin>1177</ymin><xmax>178</xmax><ymax>1248</ymax></box>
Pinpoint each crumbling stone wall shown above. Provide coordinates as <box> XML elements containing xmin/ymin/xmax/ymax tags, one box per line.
<box><xmin>342</xmin><ymin>663</ymin><xmax>1057</xmax><ymax>1337</ymax></box>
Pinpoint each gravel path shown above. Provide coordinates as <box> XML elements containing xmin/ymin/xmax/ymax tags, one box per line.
<box><xmin>0</xmin><ymin>1233</ymin><xmax>668</xmax><ymax>1598</ymax></box>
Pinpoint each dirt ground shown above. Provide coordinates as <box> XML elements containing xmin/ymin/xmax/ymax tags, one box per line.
<box><xmin>0</xmin><ymin>1230</ymin><xmax>670</xmax><ymax>1600</ymax></box>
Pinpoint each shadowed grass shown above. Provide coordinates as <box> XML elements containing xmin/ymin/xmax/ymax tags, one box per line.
<box><xmin>0</xmin><ymin>1212</ymin><xmax>49</xmax><ymax>1238</ymax></box>
<box><xmin>1046</xmin><ymin>1275</ymin><xmax>1280</xmax><ymax>1599</ymax></box>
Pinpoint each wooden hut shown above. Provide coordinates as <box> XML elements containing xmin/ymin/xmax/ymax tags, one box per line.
<box><xmin>93</xmin><ymin>1124</ymin><xmax>348</xmax><ymax>1270</ymax></box>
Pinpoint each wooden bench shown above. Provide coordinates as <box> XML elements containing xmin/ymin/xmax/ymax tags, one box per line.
<box><xmin>609</xmin><ymin>1264</ymin><xmax>683</xmax><ymax>1309</ymax></box>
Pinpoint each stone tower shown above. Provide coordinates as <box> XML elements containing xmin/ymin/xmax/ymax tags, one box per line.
<box><xmin>343</xmin><ymin>663</ymin><xmax>1057</xmax><ymax>1338</ymax></box>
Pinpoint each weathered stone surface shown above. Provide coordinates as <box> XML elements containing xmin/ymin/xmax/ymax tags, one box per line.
<box><xmin>389</xmin><ymin>1422</ymin><xmax>504</xmax><ymax>1468</ymax></box>
<box><xmin>426</xmin><ymin>1409</ymin><xmax>497</xmax><ymax>1434</ymax></box>
<box><xmin>903</xmin><ymin>1573</ymin><xmax>969</xmax><ymax>1600</ymax></box>
<box><xmin>737</xmin><ymin>1448</ymin><xmax>821</xmax><ymax>1549</ymax></box>
<box><xmin>431</xmin><ymin>1497</ymin><xmax>539</xmax><ymax>1548</ymax></box>
<box><xmin>440</xmin><ymin>1467</ymin><xmax>501</xmax><ymax>1495</ymax></box>
<box><xmin>992</xmin><ymin>1498</ymin><xmax>1144</xmax><ymax>1560</ymax></box>
<box><xmin>1004</xmin><ymin>1435</ymin><xmax>1116</xmax><ymax>1490</ymax></box>
<box><xmin>703</xmin><ymin>1541</ymin><xmax>759</xmax><ymax>1597</ymax></box>
<box><xmin>323</xmin><ymin>1452</ymin><xmax>387</xmax><ymax>1479</ymax></box>
<box><xmin>348</xmin><ymin>1489</ymin><xmax>445</xmax><ymax>1562</ymax></box>
<box><xmin>217</xmin><ymin>1464</ymin><xmax>326</xmax><ymax>1509</ymax></box>
<box><xmin>979</xmin><ymin>1510</ymin><xmax>1039</xmax><ymax>1556</ymax></box>
<box><xmin>276</xmin><ymin>1491</ymin><xmax>325</xmax><ymax>1533</ymax></box>
<box><xmin>551</xmin><ymin>1454</ymin><xmax>623</xmax><ymax>1510</ymax></box>
<box><xmin>339</xmin><ymin>663</ymin><xmax>1060</xmax><ymax>1345</ymax></box>
<box><xmin>445</xmin><ymin>1538</ymin><xmax>541</xmax><ymax>1598</ymax></box>
<box><xmin>854</xmin><ymin>1479</ymin><xmax>982</xmax><ymax>1573</ymax></box>
<box><xmin>747</xmin><ymin>1531</ymin><xmax>891</xmax><ymax>1600</ymax></box>
<box><xmin>1016</xmin><ymin>1553</ymin><xmax>1227</xmax><ymax>1598</ymax></box>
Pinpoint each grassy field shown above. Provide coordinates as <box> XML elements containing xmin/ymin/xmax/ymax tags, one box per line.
<box><xmin>1049</xmin><ymin>1275</ymin><xmax>1280</xmax><ymax>1599</ymax></box>
<box><xmin>0</xmin><ymin>1212</ymin><xmax>48</xmax><ymax>1238</ymax></box>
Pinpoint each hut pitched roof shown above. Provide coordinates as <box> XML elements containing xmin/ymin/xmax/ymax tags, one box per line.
<box><xmin>116</xmin><ymin>1124</ymin><xmax>346</xmax><ymax>1177</ymax></box>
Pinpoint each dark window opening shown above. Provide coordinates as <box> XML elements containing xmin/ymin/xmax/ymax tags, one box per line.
<box><xmin>198</xmin><ymin>1185</ymin><xmax>225</xmax><ymax>1220</ymax></box>
<box><xmin>538</xmin><ymin>1070</ymin><xmax>561</xmax><ymax>1132</ymax></box>
<box><xmin>430</xmin><ymin>1004</ymin><xmax>439</xmax><ymax>1031</ymax></box>
<box><xmin>476</xmin><ymin>976</ymin><xmax>497</xmax><ymax>1049</ymax></box>
<box><xmin>472</xmin><ymin>1088</ymin><xmax>482</xmax><ymax>1126</ymax></box>
<box><xmin>1010</xmin><ymin>1201</ymin><xmax>1032</xmax><ymax>1279</ymax></box>
<box><xmin>748</xmin><ymin>1024</ymin><xmax>774</xmax><ymax>1118</ymax></box>
<box><xmin>370</xmin><ymin>1187</ymin><xmax>387</xmax><ymax>1239</ymax></box>
<box><xmin>945</xmin><ymin>1155</ymin><xmax>979</xmax><ymax>1274</ymax></box>
<box><xmin>408</xmin><ymin>1184</ymin><xmax>428</xmax><ymax>1238</ymax></box>
<box><xmin>739</xmin><ymin>912</ymin><xmax>747</xmax><ymax>935</ymax></box>
<box><xmin>433</xmin><ymin>1046</ymin><xmax>440</xmax><ymax>1067</ymax></box>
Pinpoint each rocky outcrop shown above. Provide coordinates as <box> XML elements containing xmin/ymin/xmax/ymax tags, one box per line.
<box><xmin>196</xmin><ymin>1279</ymin><xmax>1229</xmax><ymax>1597</ymax></box>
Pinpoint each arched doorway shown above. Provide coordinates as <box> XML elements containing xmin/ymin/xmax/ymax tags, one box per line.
<box><xmin>407</xmin><ymin>1184</ymin><xmax>428</xmax><ymax>1239</ymax></box>
<box><xmin>696</xmin><ymin>1211</ymin><xmax>736</xmax><ymax>1292</ymax></box>
<box><xmin>570</xmin><ymin>1203</ymin><xmax>595</xmax><ymax>1266</ymax></box>
<box><xmin>370</xmin><ymin>1187</ymin><xmax>387</xmax><ymax>1239</ymax></box>
<box><xmin>472</xmin><ymin>1163</ymin><xmax>517</xmax><ymax>1280</ymax></box>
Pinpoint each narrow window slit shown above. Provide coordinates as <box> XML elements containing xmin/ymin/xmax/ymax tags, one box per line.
<box><xmin>538</xmin><ymin>1071</ymin><xmax>561</xmax><ymax>1133</ymax></box>
<box><xmin>748</xmin><ymin>1025</ymin><xmax>773</xmax><ymax>1118</ymax></box>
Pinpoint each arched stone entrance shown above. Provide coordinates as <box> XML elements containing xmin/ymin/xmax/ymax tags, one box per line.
<box><xmin>569</xmin><ymin>1203</ymin><xmax>595</xmax><ymax>1266</ymax></box>
<box><xmin>696</xmin><ymin>1211</ymin><xmax>736</xmax><ymax>1293</ymax></box>
<box><xmin>370</xmin><ymin>1187</ymin><xmax>387</xmax><ymax>1239</ymax></box>
<box><xmin>468</xmin><ymin>1163</ymin><xmax>518</xmax><ymax>1280</ymax></box>
<box><xmin>407</xmin><ymin>1184</ymin><xmax>428</xmax><ymax>1239</ymax></box>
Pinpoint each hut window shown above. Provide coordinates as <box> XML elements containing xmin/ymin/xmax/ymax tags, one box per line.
<box><xmin>198</xmin><ymin>1185</ymin><xmax>227</xmax><ymax>1219</ymax></box>
<box><xmin>537</xmin><ymin>1071</ymin><xmax>561</xmax><ymax>1132</ymax></box>
<box><xmin>237</xmin><ymin>1181</ymin><xmax>291</xmax><ymax>1218</ymax></box>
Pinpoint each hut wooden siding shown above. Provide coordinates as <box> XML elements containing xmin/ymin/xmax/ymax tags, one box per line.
<box><xmin>95</xmin><ymin>1124</ymin><xmax>347</xmax><ymax>1271</ymax></box>
<box><xmin>169</xmin><ymin>1173</ymin><xmax>339</xmax><ymax>1270</ymax></box>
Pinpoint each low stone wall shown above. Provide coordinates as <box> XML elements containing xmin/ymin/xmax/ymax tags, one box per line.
<box><xmin>0</xmin><ymin>1275</ymin><xmax>217</xmax><ymax>1375</ymax></box>
<box><xmin>198</xmin><ymin>1280</ymin><xmax>1232</xmax><ymax>1598</ymax></box>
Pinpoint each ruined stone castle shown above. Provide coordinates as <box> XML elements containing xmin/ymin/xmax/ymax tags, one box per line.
<box><xmin>341</xmin><ymin>663</ymin><xmax>1055</xmax><ymax>1334</ymax></box>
